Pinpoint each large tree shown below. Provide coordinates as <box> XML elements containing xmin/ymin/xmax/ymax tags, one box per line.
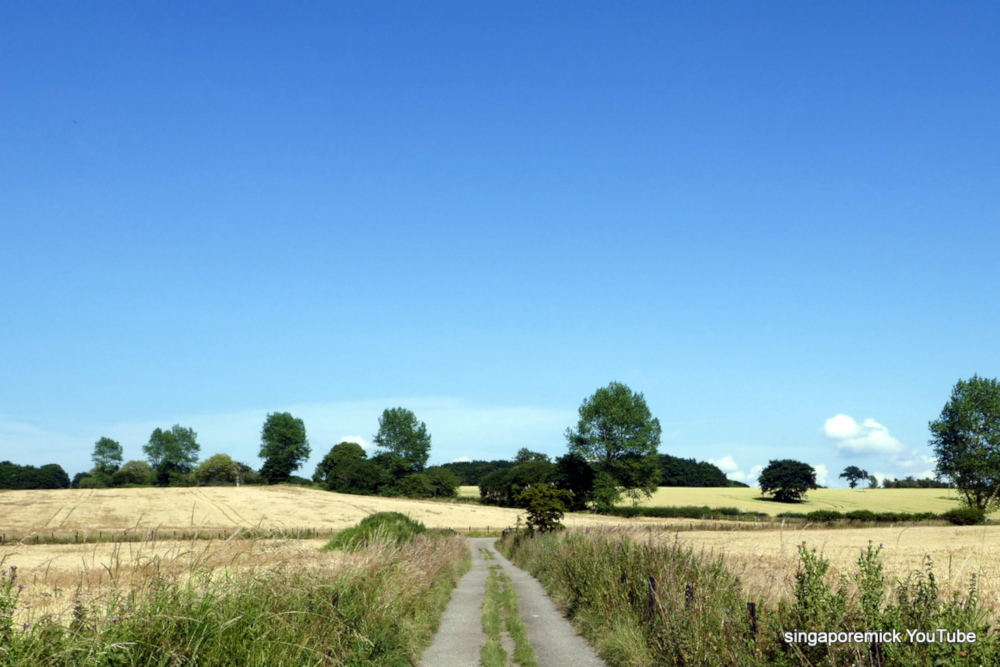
<box><xmin>839</xmin><ymin>466</ymin><xmax>868</xmax><ymax>489</ymax></box>
<box><xmin>92</xmin><ymin>437</ymin><xmax>123</xmax><ymax>475</ymax></box>
<box><xmin>758</xmin><ymin>459</ymin><xmax>817</xmax><ymax>503</ymax></box>
<box><xmin>259</xmin><ymin>412</ymin><xmax>310</xmax><ymax>484</ymax></box>
<box><xmin>143</xmin><ymin>425</ymin><xmax>200</xmax><ymax>485</ymax></box>
<box><xmin>930</xmin><ymin>375</ymin><xmax>1000</xmax><ymax>512</ymax></box>
<box><xmin>565</xmin><ymin>381</ymin><xmax>661</xmax><ymax>507</ymax></box>
<box><xmin>373</xmin><ymin>407</ymin><xmax>431</xmax><ymax>473</ymax></box>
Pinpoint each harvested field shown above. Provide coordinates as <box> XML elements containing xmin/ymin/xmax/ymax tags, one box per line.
<box><xmin>0</xmin><ymin>486</ymin><xmax>641</xmax><ymax>539</ymax></box>
<box><xmin>667</xmin><ymin>523</ymin><xmax>1000</xmax><ymax>614</ymax></box>
<box><xmin>0</xmin><ymin>485</ymin><xmax>654</xmax><ymax>625</ymax></box>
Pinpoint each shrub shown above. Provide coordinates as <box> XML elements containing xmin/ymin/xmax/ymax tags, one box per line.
<box><xmin>942</xmin><ymin>507</ymin><xmax>986</xmax><ymax>525</ymax></box>
<box><xmin>324</xmin><ymin>512</ymin><xmax>428</xmax><ymax>551</ymax></box>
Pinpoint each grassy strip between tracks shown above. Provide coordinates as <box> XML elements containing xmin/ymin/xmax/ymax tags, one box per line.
<box><xmin>498</xmin><ymin>527</ymin><xmax>998</xmax><ymax>667</ymax></box>
<box><xmin>481</xmin><ymin>564</ymin><xmax>538</xmax><ymax>667</ymax></box>
<box><xmin>1</xmin><ymin>518</ymin><xmax>470</xmax><ymax>666</ymax></box>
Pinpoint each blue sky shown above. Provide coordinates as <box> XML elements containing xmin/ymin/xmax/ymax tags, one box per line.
<box><xmin>2</xmin><ymin>2</ymin><xmax>998</xmax><ymax>486</ymax></box>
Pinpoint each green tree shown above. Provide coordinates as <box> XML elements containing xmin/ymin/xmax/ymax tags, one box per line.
<box><xmin>930</xmin><ymin>375</ymin><xmax>1000</xmax><ymax>512</ymax></box>
<box><xmin>552</xmin><ymin>452</ymin><xmax>595</xmax><ymax>511</ymax></box>
<box><xmin>112</xmin><ymin>460</ymin><xmax>155</xmax><ymax>487</ymax></box>
<box><xmin>565</xmin><ymin>381</ymin><xmax>661</xmax><ymax>507</ymax></box>
<box><xmin>514</xmin><ymin>448</ymin><xmax>551</xmax><ymax>464</ymax></box>
<box><xmin>373</xmin><ymin>407</ymin><xmax>431</xmax><ymax>473</ymax></box>
<box><xmin>92</xmin><ymin>437</ymin><xmax>123</xmax><ymax>475</ymax></box>
<box><xmin>517</xmin><ymin>483</ymin><xmax>573</xmax><ymax>534</ymax></box>
<box><xmin>314</xmin><ymin>441</ymin><xmax>368</xmax><ymax>484</ymax></box>
<box><xmin>259</xmin><ymin>412</ymin><xmax>310</xmax><ymax>484</ymax></box>
<box><xmin>143</xmin><ymin>425</ymin><xmax>200</xmax><ymax>486</ymax></box>
<box><xmin>839</xmin><ymin>466</ymin><xmax>868</xmax><ymax>489</ymax></box>
<box><xmin>424</xmin><ymin>466</ymin><xmax>461</xmax><ymax>497</ymax></box>
<box><xmin>758</xmin><ymin>459</ymin><xmax>817</xmax><ymax>503</ymax></box>
<box><xmin>479</xmin><ymin>460</ymin><xmax>555</xmax><ymax>507</ymax></box>
<box><xmin>195</xmin><ymin>454</ymin><xmax>240</xmax><ymax>485</ymax></box>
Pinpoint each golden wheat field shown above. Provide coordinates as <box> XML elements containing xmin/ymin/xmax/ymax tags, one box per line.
<box><xmin>0</xmin><ymin>486</ymin><xmax>655</xmax><ymax>538</ymax></box>
<box><xmin>667</xmin><ymin>523</ymin><xmax>1000</xmax><ymax>614</ymax></box>
<box><xmin>4</xmin><ymin>486</ymin><xmax>1000</xmax><ymax>625</ymax></box>
<box><xmin>0</xmin><ymin>485</ymin><xmax>653</xmax><ymax>624</ymax></box>
<box><xmin>639</xmin><ymin>486</ymin><xmax>978</xmax><ymax>515</ymax></box>
<box><xmin>460</xmin><ymin>485</ymin><xmax>983</xmax><ymax>516</ymax></box>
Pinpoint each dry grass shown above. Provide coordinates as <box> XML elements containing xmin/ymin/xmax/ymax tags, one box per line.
<box><xmin>665</xmin><ymin>522</ymin><xmax>1000</xmax><ymax>614</ymax></box>
<box><xmin>1</xmin><ymin>535</ymin><xmax>335</xmax><ymax>625</ymax></box>
<box><xmin>0</xmin><ymin>486</ymin><xmax>651</xmax><ymax>627</ymax></box>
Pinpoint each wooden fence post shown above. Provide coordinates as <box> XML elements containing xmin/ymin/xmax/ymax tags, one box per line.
<box><xmin>647</xmin><ymin>577</ymin><xmax>657</xmax><ymax>616</ymax></box>
<box><xmin>870</xmin><ymin>641</ymin><xmax>883</xmax><ymax>667</ymax></box>
<box><xmin>746</xmin><ymin>602</ymin><xmax>757</xmax><ymax>642</ymax></box>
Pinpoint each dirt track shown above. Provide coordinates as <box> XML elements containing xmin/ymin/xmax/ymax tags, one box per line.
<box><xmin>421</xmin><ymin>537</ymin><xmax>606</xmax><ymax>667</ymax></box>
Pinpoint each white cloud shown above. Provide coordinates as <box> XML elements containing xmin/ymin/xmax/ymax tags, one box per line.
<box><xmin>715</xmin><ymin>458</ymin><xmax>764</xmax><ymax>485</ymax></box>
<box><xmin>709</xmin><ymin>455</ymin><xmax>740</xmax><ymax>474</ymax></box>
<box><xmin>452</xmin><ymin>456</ymin><xmax>471</xmax><ymax>463</ymax></box>
<box><xmin>822</xmin><ymin>414</ymin><xmax>905</xmax><ymax>456</ymax></box>
<box><xmin>814</xmin><ymin>464</ymin><xmax>829</xmax><ymax>486</ymax></box>
<box><xmin>338</xmin><ymin>435</ymin><xmax>372</xmax><ymax>451</ymax></box>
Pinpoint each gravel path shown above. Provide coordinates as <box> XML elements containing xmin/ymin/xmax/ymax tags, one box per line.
<box><xmin>422</xmin><ymin>537</ymin><xmax>606</xmax><ymax>667</ymax></box>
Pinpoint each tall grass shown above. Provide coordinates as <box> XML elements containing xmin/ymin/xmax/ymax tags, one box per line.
<box><xmin>499</xmin><ymin>527</ymin><xmax>997</xmax><ymax>666</ymax></box>
<box><xmin>323</xmin><ymin>512</ymin><xmax>431</xmax><ymax>551</ymax></box>
<box><xmin>1</xmin><ymin>529</ymin><xmax>469</xmax><ymax>666</ymax></box>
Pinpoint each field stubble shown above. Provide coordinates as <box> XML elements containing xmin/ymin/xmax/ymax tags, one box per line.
<box><xmin>656</xmin><ymin>522</ymin><xmax>1000</xmax><ymax>616</ymax></box>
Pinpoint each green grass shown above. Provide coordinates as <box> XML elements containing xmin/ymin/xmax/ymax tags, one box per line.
<box><xmin>498</xmin><ymin>528</ymin><xmax>998</xmax><ymax>667</ymax></box>
<box><xmin>323</xmin><ymin>511</ymin><xmax>429</xmax><ymax>551</ymax></box>
<box><xmin>480</xmin><ymin>564</ymin><xmax>538</xmax><ymax>667</ymax></box>
<box><xmin>481</xmin><ymin>565</ymin><xmax>508</xmax><ymax>667</ymax></box>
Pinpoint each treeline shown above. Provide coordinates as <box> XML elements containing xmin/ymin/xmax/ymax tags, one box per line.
<box><xmin>473</xmin><ymin>451</ymin><xmax>742</xmax><ymax>511</ymax></box>
<box><xmin>881</xmin><ymin>475</ymin><xmax>950</xmax><ymax>489</ymax></box>
<box><xmin>658</xmin><ymin>454</ymin><xmax>748</xmax><ymax>487</ymax></box>
<box><xmin>436</xmin><ymin>454</ymin><xmax>743</xmax><ymax>490</ymax></box>
<box><xmin>0</xmin><ymin>461</ymin><xmax>71</xmax><ymax>490</ymax></box>
<box><xmin>436</xmin><ymin>459</ymin><xmax>515</xmax><ymax>485</ymax></box>
<box><xmin>312</xmin><ymin>441</ymin><xmax>460</xmax><ymax>499</ymax></box>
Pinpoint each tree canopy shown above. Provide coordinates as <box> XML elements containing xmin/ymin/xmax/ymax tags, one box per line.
<box><xmin>195</xmin><ymin>454</ymin><xmax>240</xmax><ymax>485</ymax></box>
<box><xmin>0</xmin><ymin>461</ymin><xmax>70</xmax><ymax>489</ymax></box>
<box><xmin>565</xmin><ymin>381</ymin><xmax>661</xmax><ymax>507</ymax></box>
<box><xmin>930</xmin><ymin>375</ymin><xmax>1000</xmax><ymax>512</ymax></box>
<box><xmin>259</xmin><ymin>412</ymin><xmax>311</xmax><ymax>484</ymax></box>
<box><xmin>92</xmin><ymin>437</ymin><xmax>123</xmax><ymax>475</ymax></box>
<box><xmin>143</xmin><ymin>425</ymin><xmax>200</xmax><ymax>485</ymax></box>
<box><xmin>372</xmin><ymin>407</ymin><xmax>431</xmax><ymax>473</ymax></box>
<box><xmin>758</xmin><ymin>459</ymin><xmax>817</xmax><ymax>503</ymax></box>
<box><xmin>658</xmin><ymin>454</ymin><xmax>733</xmax><ymax>487</ymax></box>
<box><xmin>839</xmin><ymin>466</ymin><xmax>869</xmax><ymax>489</ymax></box>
